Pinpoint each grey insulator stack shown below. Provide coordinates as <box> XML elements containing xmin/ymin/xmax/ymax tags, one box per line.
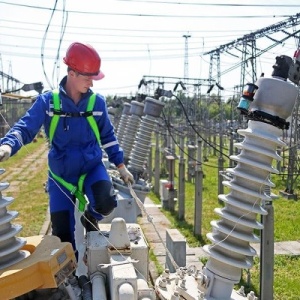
<box><xmin>128</xmin><ymin>97</ymin><xmax>164</xmax><ymax>175</ymax></box>
<box><xmin>202</xmin><ymin>76</ymin><xmax>298</xmax><ymax>299</ymax></box>
<box><xmin>0</xmin><ymin>169</ymin><xmax>29</xmax><ymax>269</ymax></box>
<box><xmin>116</xmin><ymin>103</ymin><xmax>131</xmax><ymax>148</ymax></box>
<box><xmin>122</xmin><ymin>101</ymin><xmax>145</xmax><ymax>162</ymax></box>
<box><xmin>107</xmin><ymin>107</ymin><xmax>116</xmax><ymax>127</ymax></box>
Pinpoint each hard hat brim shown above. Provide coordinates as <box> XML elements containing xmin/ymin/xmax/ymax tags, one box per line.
<box><xmin>92</xmin><ymin>70</ymin><xmax>105</xmax><ymax>81</ymax></box>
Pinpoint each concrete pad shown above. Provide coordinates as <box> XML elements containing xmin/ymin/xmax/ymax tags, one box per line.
<box><xmin>151</xmin><ymin>243</ymin><xmax>167</xmax><ymax>256</ymax></box>
<box><xmin>276</xmin><ymin>241</ymin><xmax>300</xmax><ymax>255</ymax></box>
<box><xmin>144</xmin><ymin>203</ymin><xmax>162</xmax><ymax>208</ymax></box>
<box><xmin>142</xmin><ymin>232</ymin><xmax>166</xmax><ymax>243</ymax></box>
<box><xmin>274</xmin><ymin>242</ymin><xmax>293</xmax><ymax>255</ymax></box>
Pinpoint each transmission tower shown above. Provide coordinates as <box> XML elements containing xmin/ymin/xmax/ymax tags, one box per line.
<box><xmin>0</xmin><ymin>54</ymin><xmax>4</xmax><ymax>91</ymax></box>
<box><xmin>208</xmin><ymin>51</ymin><xmax>225</xmax><ymax>194</ymax></box>
<box><xmin>183</xmin><ymin>34</ymin><xmax>191</xmax><ymax>80</ymax></box>
<box><xmin>204</xmin><ymin>13</ymin><xmax>300</xmax><ymax>93</ymax></box>
<box><xmin>281</xmin><ymin>30</ymin><xmax>300</xmax><ymax>199</ymax></box>
<box><xmin>239</xmin><ymin>38</ymin><xmax>258</xmax><ymax>93</ymax></box>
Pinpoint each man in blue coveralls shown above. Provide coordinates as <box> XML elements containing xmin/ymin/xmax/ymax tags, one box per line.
<box><xmin>0</xmin><ymin>42</ymin><xmax>134</xmax><ymax>252</ymax></box>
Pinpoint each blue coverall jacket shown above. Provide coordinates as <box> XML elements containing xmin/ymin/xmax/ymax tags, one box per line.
<box><xmin>0</xmin><ymin>76</ymin><xmax>124</xmax><ymax>249</ymax></box>
<box><xmin>1</xmin><ymin>76</ymin><xmax>124</xmax><ymax>177</ymax></box>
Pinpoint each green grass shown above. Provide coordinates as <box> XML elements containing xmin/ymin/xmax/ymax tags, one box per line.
<box><xmin>1</xmin><ymin>136</ymin><xmax>49</xmax><ymax>237</ymax></box>
<box><xmin>149</xmin><ymin>248</ymin><xmax>164</xmax><ymax>275</ymax></box>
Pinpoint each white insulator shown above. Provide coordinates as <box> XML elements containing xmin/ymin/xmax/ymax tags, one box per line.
<box><xmin>162</xmin><ymin>268</ymin><xmax>170</xmax><ymax>280</ymax></box>
<box><xmin>123</xmin><ymin>114</ymin><xmax>143</xmax><ymax>160</ymax></box>
<box><xmin>247</xmin><ymin>291</ymin><xmax>258</xmax><ymax>300</ymax></box>
<box><xmin>128</xmin><ymin>115</ymin><xmax>157</xmax><ymax>173</ymax></box>
<box><xmin>250</xmin><ymin>77</ymin><xmax>298</xmax><ymax>119</ymax></box>
<box><xmin>180</xmin><ymin>279</ymin><xmax>186</xmax><ymax>289</ymax></box>
<box><xmin>128</xmin><ymin>97</ymin><xmax>164</xmax><ymax>174</ymax></box>
<box><xmin>159</xmin><ymin>278</ymin><xmax>167</xmax><ymax>288</ymax></box>
<box><xmin>170</xmin><ymin>291</ymin><xmax>180</xmax><ymax>300</ymax></box>
<box><xmin>117</xmin><ymin>103</ymin><xmax>131</xmax><ymax>148</ymax></box>
<box><xmin>0</xmin><ymin>178</ymin><xmax>29</xmax><ymax>270</ymax></box>
<box><xmin>203</xmin><ymin>119</ymin><xmax>290</xmax><ymax>299</ymax></box>
<box><xmin>137</xmin><ymin>277</ymin><xmax>156</xmax><ymax>300</ymax></box>
<box><xmin>119</xmin><ymin>282</ymin><xmax>135</xmax><ymax>300</ymax></box>
<box><xmin>123</xmin><ymin>101</ymin><xmax>145</xmax><ymax>161</ymax></box>
<box><xmin>108</xmin><ymin>218</ymin><xmax>131</xmax><ymax>251</ymax></box>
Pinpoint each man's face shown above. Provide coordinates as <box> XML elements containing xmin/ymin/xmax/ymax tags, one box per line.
<box><xmin>69</xmin><ymin>69</ymin><xmax>94</xmax><ymax>93</ymax></box>
<box><xmin>75</xmin><ymin>72</ymin><xmax>94</xmax><ymax>93</ymax></box>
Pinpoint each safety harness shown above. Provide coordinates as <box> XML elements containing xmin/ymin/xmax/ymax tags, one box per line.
<box><xmin>49</xmin><ymin>90</ymin><xmax>100</xmax><ymax>211</ymax></box>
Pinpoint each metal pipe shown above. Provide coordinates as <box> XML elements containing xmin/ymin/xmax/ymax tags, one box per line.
<box><xmin>91</xmin><ymin>272</ymin><xmax>107</xmax><ymax>300</ymax></box>
<box><xmin>78</xmin><ymin>275</ymin><xmax>93</xmax><ymax>300</ymax></box>
<box><xmin>64</xmin><ymin>281</ymin><xmax>78</xmax><ymax>300</ymax></box>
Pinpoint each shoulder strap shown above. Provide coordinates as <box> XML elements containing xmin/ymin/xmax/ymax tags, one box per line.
<box><xmin>86</xmin><ymin>93</ymin><xmax>100</xmax><ymax>144</ymax></box>
<box><xmin>49</xmin><ymin>89</ymin><xmax>60</xmax><ymax>144</ymax></box>
<box><xmin>49</xmin><ymin>91</ymin><xmax>100</xmax><ymax>145</ymax></box>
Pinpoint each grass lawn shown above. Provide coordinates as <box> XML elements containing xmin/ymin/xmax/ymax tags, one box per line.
<box><xmin>0</xmin><ymin>136</ymin><xmax>49</xmax><ymax>237</ymax></box>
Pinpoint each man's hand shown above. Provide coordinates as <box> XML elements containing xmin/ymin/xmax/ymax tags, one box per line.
<box><xmin>118</xmin><ymin>164</ymin><xmax>134</xmax><ymax>184</ymax></box>
<box><xmin>0</xmin><ymin>145</ymin><xmax>11</xmax><ymax>162</ymax></box>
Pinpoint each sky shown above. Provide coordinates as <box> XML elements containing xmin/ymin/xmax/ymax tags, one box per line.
<box><xmin>1</xmin><ymin>0</ymin><xmax>300</xmax><ymax>99</ymax></box>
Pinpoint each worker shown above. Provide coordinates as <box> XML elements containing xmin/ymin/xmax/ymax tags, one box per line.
<box><xmin>0</xmin><ymin>42</ymin><xmax>134</xmax><ymax>252</ymax></box>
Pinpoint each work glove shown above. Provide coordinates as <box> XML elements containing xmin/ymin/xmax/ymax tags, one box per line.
<box><xmin>118</xmin><ymin>164</ymin><xmax>134</xmax><ymax>184</ymax></box>
<box><xmin>0</xmin><ymin>145</ymin><xmax>12</xmax><ymax>162</ymax></box>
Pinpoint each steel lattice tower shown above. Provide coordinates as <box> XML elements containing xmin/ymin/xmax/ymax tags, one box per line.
<box><xmin>282</xmin><ymin>30</ymin><xmax>300</xmax><ymax>199</ymax></box>
<box><xmin>239</xmin><ymin>38</ymin><xmax>258</xmax><ymax>93</ymax></box>
<box><xmin>183</xmin><ymin>34</ymin><xmax>191</xmax><ymax>80</ymax></box>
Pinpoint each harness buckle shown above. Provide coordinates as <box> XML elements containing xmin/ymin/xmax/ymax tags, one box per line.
<box><xmin>70</xmin><ymin>186</ymin><xmax>77</xmax><ymax>195</ymax></box>
<box><xmin>82</xmin><ymin>111</ymin><xmax>93</xmax><ymax>117</ymax></box>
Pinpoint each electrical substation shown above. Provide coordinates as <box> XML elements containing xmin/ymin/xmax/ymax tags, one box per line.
<box><xmin>1</xmin><ymin>10</ymin><xmax>300</xmax><ymax>300</ymax></box>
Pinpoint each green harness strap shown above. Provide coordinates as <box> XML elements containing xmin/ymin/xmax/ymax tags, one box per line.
<box><xmin>49</xmin><ymin>90</ymin><xmax>60</xmax><ymax>145</ymax></box>
<box><xmin>49</xmin><ymin>169</ymin><xmax>87</xmax><ymax>212</ymax></box>
<box><xmin>48</xmin><ymin>90</ymin><xmax>100</xmax><ymax>212</ymax></box>
<box><xmin>86</xmin><ymin>93</ymin><xmax>100</xmax><ymax>144</ymax></box>
<box><xmin>49</xmin><ymin>90</ymin><xmax>100</xmax><ymax>145</ymax></box>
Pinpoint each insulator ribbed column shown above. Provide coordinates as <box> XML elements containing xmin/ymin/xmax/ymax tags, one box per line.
<box><xmin>203</xmin><ymin>76</ymin><xmax>298</xmax><ymax>299</ymax></box>
<box><xmin>122</xmin><ymin>101</ymin><xmax>145</xmax><ymax>162</ymax></box>
<box><xmin>116</xmin><ymin>103</ymin><xmax>131</xmax><ymax>148</ymax></box>
<box><xmin>128</xmin><ymin>97</ymin><xmax>164</xmax><ymax>175</ymax></box>
<box><xmin>0</xmin><ymin>170</ymin><xmax>29</xmax><ymax>269</ymax></box>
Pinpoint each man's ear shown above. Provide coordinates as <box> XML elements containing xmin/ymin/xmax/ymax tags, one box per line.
<box><xmin>69</xmin><ymin>69</ymin><xmax>76</xmax><ymax>78</ymax></box>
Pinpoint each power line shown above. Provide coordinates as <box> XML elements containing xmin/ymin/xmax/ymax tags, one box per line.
<box><xmin>0</xmin><ymin>1</ymin><xmax>295</xmax><ymax>19</ymax></box>
<box><xmin>0</xmin><ymin>18</ymin><xmax>258</xmax><ymax>34</ymax></box>
<box><xmin>0</xmin><ymin>42</ymin><xmax>203</xmax><ymax>54</ymax></box>
<box><xmin>113</xmin><ymin>0</ymin><xmax>300</xmax><ymax>8</ymax></box>
<box><xmin>0</xmin><ymin>32</ymin><xmax>247</xmax><ymax>50</ymax></box>
<box><xmin>0</xmin><ymin>25</ymin><xmax>245</xmax><ymax>40</ymax></box>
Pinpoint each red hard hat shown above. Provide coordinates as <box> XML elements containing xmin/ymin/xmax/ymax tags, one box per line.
<box><xmin>63</xmin><ymin>42</ymin><xmax>104</xmax><ymax>80</ymax></box>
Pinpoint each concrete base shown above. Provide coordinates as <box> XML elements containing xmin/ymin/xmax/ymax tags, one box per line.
<box><xmin>279</xmin><ymin>190</ymin><xmax>298</xmax><ymax>200</ymax></box>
